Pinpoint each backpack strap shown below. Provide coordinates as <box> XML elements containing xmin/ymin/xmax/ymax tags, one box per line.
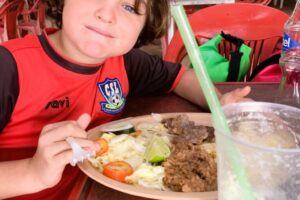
<box><xmin>221</xmin><ymin>31</ymin><xmax>244</xmax><ymax>46</ymax></box>
<box><xmin>227</xmin><ymin>50</ymin><xmax>243</xmax><ymax>81</ymax></box>
<box><xmin>221</xmin><ymin>31</ymin><xmax>245</xmax><ymax>81</ymax></box>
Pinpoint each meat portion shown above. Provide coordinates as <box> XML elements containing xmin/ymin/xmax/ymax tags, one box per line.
<box><xmin>162</xmin><ymin>114</ymin><xmax>217</xmax><ymax>192</ymax></box>
<box><xmin>163</xmin><ymin>144</ymin><xmax>217</xmax><ymax>192</ymax></box>
<box><xmin>163</xmin><ymin>115</ymin><xmax>215</xmax><ymax>145</ymax></box>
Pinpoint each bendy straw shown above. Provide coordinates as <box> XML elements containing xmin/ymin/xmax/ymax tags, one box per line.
<box><xmin>170</xmin><ymin>5</ymin><xmax>254</xmax><ymax>199</ymax></box>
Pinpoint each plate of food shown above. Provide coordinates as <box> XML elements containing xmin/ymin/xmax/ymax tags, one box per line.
<box><xmin>78</xmin><ymin>113</ymin><xmax>217</xmax><ymax>200</ymax></box>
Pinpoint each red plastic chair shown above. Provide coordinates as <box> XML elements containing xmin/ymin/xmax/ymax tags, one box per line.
<box><xmin>0</xmin><ymin>0</ymin><xmax>8</xmax><ymax>15</ymax></box>
<box><xmin>0</xmin><ymin>0</ymin><xmax>12</xmax><ymax>42</ymax></box>
<box><xmin>17</xmin><ymin>0</ymin><xmax>46</xmax><ymax>37</ymax></box>
<box><xmin>235</xmin><ymin>0</ymin><xmax>271</xmax><ymax>5</ymax></box>
<box><xmin>164</xmin><ymin>3</ymin><xmax>288</xmax><ymax>81</ymax></box>
<box><xmin>0</xmin><ymin>0</ymin><xmax>24</xmax><ymax>43</ymax></box>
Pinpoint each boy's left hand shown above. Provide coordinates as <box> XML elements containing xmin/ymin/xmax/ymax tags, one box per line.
<box><xmin>220</xmin><ymin>86</ymin><xmax>253</xmax><ymax>105</ymax></box>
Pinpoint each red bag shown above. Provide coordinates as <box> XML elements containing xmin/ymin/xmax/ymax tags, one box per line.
<box><xmin>249</xmin><ymin>52</ymin><xmax>282</xmax><ymax>82</ymax></box>
<box><xmin>251</xmin><ymin>64</ymin><xmax>281</xmax><ymax>82</ymax></box>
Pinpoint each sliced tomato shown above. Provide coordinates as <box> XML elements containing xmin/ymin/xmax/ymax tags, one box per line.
<box><xmin>95</xmin><ymin>138</ymin><xmax>109</xmax><ymax>157</ymax></box>
<box><xmin>103</xmin><ymin>161</ymin><xmax>134</xmax><ymax>182</ymax></box>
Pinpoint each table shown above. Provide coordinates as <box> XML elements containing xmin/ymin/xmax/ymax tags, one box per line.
<box><xmin>67</xmin><ymin>82</ymin><xmax>280</xmax><ymax>200</ymax></box>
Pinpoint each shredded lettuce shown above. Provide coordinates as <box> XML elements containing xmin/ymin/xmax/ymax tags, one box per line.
<box><xmin>90</xmin><ymin>123</ymin><xmax>173</xmax><ymax>190</ymax></box>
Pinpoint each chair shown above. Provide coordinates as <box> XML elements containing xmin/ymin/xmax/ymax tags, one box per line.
<box><xmin>0</xmin><ymin>0</ymin><xmax>8</xmax><ymax>7</ymax></box>
<box><xmin>273</xmin><ymin>0</ymin><xmax>297</xmax><ymax>9</ymax></box>
<box><xmin>273</xmin><ymin>0</ymin><xmax>283</xmax><ymax>8</ymax></box>
<box><xmin>236</xmin><ymin>0</ymin><xmax>271</xmax><ymax>5</ymax></box>
<box><xmin>0</xmin><ymin>0</ymin><xmax>24</xmax><ymax>43</ymax></box>
<box><xmin>17</xmin><ymin>0</ymin><xmax>46</xmax><ymax>37</ymax></box>
<box><xmin>0</xmin><ymin>0</ymin><xmax>8</xmax><ymax>16</ymax></box>
<box><xmin>164</xmin><ymin>3</ymin><xmax>288</xmax><ymax>81</ymax></box>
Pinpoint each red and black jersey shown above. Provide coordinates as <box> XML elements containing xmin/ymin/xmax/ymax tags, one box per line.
<box><xmin>0</xmin><ymin>31</ymin><xmax>184</xmax><ymax>148</ymax></box>
<box><xmin>0</xmin><ymin>31</ymin><xmax>184</xmax><ymax>199</ymax></box>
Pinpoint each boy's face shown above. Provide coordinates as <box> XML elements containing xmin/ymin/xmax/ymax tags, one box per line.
<box><xmin>60</xmin><ymin>0</ymin><xmax>147</xmax><ymax>63</ymax></box>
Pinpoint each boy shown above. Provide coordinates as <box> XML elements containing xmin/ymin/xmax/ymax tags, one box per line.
<box><xmin>0</xmin><ymin>0</ymin><xmax>250</xmax><ymax>199</ymax></box>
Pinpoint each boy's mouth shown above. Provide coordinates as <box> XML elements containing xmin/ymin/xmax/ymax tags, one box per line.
<box><xmin>85</xmin><ymin>25</ymin><xmax>114</xmax><ymax>38</ymax></box>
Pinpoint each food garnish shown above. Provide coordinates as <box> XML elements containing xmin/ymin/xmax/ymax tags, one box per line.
<box><xmin>89</xmin><ymin>114</ymin><xmax>216</xmax><ymax>192</ymax></box>
<box><xmin>144</xmin><ymin>135</ymin><xmax>171</xmax><ymax>163</ymax></box>
<box><xmin>95</xmin><ymin>138</ymin><xmax>109</xmax><ymax>157</ymax></box>
<box><xmin>99</xmin><ymin>121</ymin><xmax>135</xmax><ymax>135</ymax></box>
<box><xmin>103</xmin><ymin>161</ymin><xmax>134</xmax><ymax>182</ymax></box>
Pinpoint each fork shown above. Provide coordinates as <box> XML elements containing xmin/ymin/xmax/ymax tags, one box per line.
<box><xmin>66</xmin><ymin>137</ymin><xmax>96</xmax><ymax>166</ymax></box>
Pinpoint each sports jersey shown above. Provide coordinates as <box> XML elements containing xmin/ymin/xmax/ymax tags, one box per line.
<box><xmin>0</xmin><ymin>30</ymin><xmax>185</xmax><ymax>199</ymax></box>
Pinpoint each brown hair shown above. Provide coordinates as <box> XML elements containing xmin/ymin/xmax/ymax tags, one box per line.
<box><xmin>133</xmin><ymin>0</ymin><xmax>170</xmax><ymax>47</ymax></box>
<box><xmin>45</xmin><ymin>0</ymin><xmax>170</xmax><ymax>47</ymax></box>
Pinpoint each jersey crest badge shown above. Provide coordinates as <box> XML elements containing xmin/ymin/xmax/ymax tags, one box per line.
<box><xmin>97</xmin><ymin>78</ymin><xmax>125</xmax><ymax>115</ymax></box>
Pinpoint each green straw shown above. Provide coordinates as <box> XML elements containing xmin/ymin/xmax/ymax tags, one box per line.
<box><xmin>171</xmin><ymin>5</ymin><xmax>255</xmax><ymax>199</ymax></box>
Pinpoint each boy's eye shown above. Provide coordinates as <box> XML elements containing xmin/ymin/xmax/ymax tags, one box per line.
<box><xmin>122</xmin><ymin>4</ymin><xmax>136</xmax><ymax>13</ymax></box>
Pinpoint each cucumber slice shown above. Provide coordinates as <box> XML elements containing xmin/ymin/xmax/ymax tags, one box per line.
<box><xmin>100</xmin><ymin>121</ymin><xmax>135</xmax><ymax>135</ymax></box>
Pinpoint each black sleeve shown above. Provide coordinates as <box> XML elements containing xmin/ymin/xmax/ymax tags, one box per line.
<box><xmin>124</xmin><ymin>49</ymin><xmax>182</xmax><ymax>96</ymax></box>
<box><xmin>0</xmin><ymin>46</ymin><xmax>19</xmax><ymax>132</ymax></box>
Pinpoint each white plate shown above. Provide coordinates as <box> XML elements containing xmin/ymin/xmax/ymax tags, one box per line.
<box><xmin>78</xmin><ymin>113</ymin><xmax>217</xmax><ymax>200</ymax></box>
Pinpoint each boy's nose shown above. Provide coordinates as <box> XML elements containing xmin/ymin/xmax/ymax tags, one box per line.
<box><xmin>97</xmin><ymin>15</ymin><xmax>114</xmax><ymax>23</ymax></box>
<box><xmin>95</xmin><ymin>4</ymin><xmax>116</xmax><ymax>24</ymax></box>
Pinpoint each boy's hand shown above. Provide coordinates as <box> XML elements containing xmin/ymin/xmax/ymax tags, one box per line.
<box><xmin>28</xmin><ymin>114</ymin><xmax>98</xmax><ymax>190</ymax></box>
<box><xmin>220</xmin><ymin>86</ymin><xmax>253</xmax><ymax>105</ymax></box>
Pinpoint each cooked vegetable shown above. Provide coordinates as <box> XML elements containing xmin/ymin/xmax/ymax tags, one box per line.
<box><xmin>89</xmin><ymin>114</ymin><xmax>216</xmax><ymax>192</ymax></box>
<box><xmin>144</xmin><ymin>135</ymin><xmax>170</xmax><ymax>163</ymax></box>
<box><xmin>103</xmin><ymin>161</ymin><xmax>134</xmax><ymax>182</ymax></box>
<box><xmin>129</xmin><ymin>130</ymin><xmax>142</xmax><ymax>137</ymax></box>
<box><xmin>95</xmin><ymin>138</ymin><xmax>109</xmax><ymax>157</ymax></box>
<box><xmin>125</xmin><ymin>163</ymin><xmax>166</xmax><ymax>190</ymax></box>
<box><xmin>100</xmin><ymin>121</ymin><xmax>135</xmax><ymax>135</ymax></box>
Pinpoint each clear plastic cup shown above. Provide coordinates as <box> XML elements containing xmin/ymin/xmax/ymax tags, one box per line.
<box><xmin>214</xmin><ymin>102</ymin><xmax>300</xmax><ymax>200</ymax></box>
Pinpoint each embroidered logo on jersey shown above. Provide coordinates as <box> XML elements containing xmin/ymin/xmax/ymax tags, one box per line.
<box><xmin>97</xmin><ymin>78</ymin><xmax>125</xmax><ymax>115</ymax></box>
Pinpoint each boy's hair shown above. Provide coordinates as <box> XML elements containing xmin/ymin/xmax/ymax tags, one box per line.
<box><xmin>44</xmin><ymin>0</ymin><xmax>63</xmax><ymax>28</ymax></box>
<box><xmin>134</xmin><ymin>0</ymin><xmax>170</xmax><ymax>47</ymax></box>
<box><xmin>45</xmin><ymin>0</ymin><xmax>170</xmax><ymax>48</ymax></box>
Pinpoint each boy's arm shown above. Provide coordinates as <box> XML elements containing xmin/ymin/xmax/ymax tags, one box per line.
<box><xmin>0</xmin><ymin>159</ymin><xmax>44</xmax><ymax>199</ymax></box>
<box><xmin>173</xmin><ymin>69</ymin><xmax>251</xmax><ymax>110</ymax></box>
<box><xmin>173</xmin><ymin>69</ymin><xmax>217</xmax><ymax>110</ymax></box>
<box><xmin>0</xmin><ymin>114</ymin><xmax>99</xmax><ymax>199</ymax></box>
